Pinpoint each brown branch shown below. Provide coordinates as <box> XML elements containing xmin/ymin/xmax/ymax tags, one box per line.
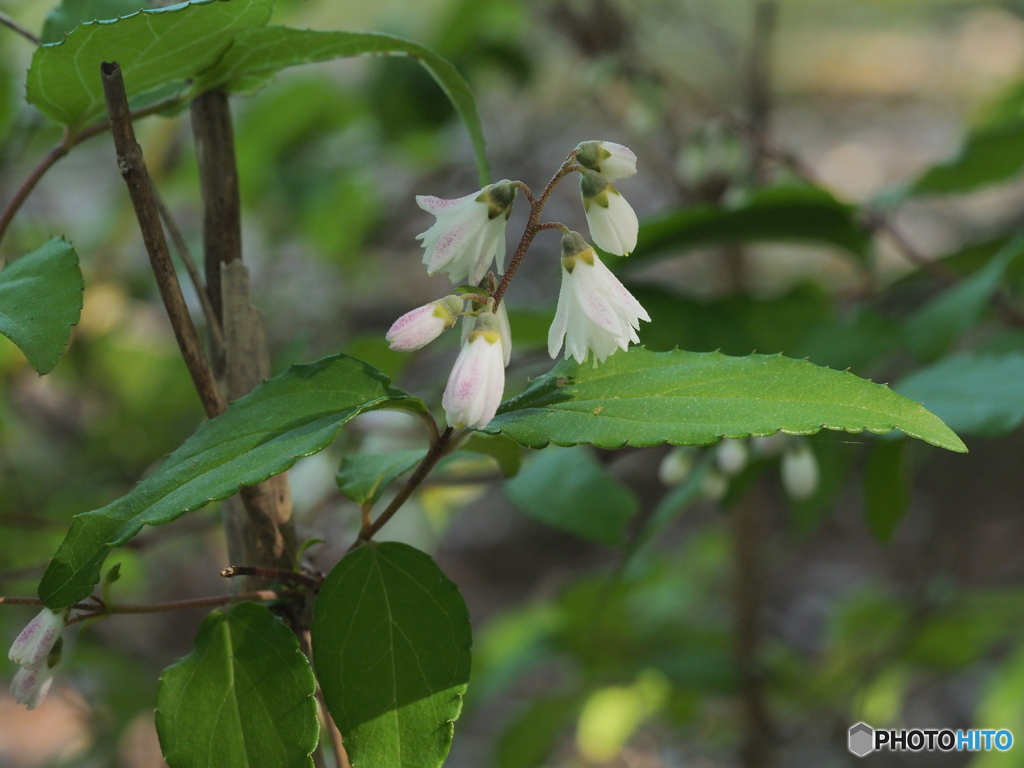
<box><xmin>0</xmin><ymin>10</ymin><xmax>39</xmax><ymax>45</ymax></box>
<box><xmin>221</xmin><ymin>565</ymin><xmax>321</xmax><ymax>591</ymax></box>
<box><xmin>100</xmin><ymin>61</ymin><xmax>226</xmax><ymax>419</ymax></box>
<box><xmin>0</xmin><ymin>589</ymin><xmax>285</xmax><ymax>619</ymax></box>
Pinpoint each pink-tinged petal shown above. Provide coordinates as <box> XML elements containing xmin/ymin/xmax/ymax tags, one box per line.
<box><xmin>8</xmin><ymin>609</ymin><xmax>65</xmax><ymax>671</ymax></box>
<box><xmin>590</xmin><ymin>257</ymin><xmax>650</xmax><ymax>321</ymax></box>
<box><xmin>548</xmin><ymin>269</ymin><xmax>572</xmax><ymax>359</ymax></box>
<box><xmin>11</xmin><ymin>665</ymin><xmax>53</xmax><ymax>710</ymax></box>
<box><xmin>572</xmin><ymin>263</ymin><xmax>630</xmax><ymax>336</ymax></box>
<box><xmin>386</xmin><ymin>304</ymin><xmax>447</xmax><ymax>351</ymax></box>
<box><xmin>416</xmin><ymin>191</ymin><xmax>477</xmax><ymax>214</ymax></box>
<box><xmin>598</xmin><ymin>142</ymin><xmax>638</xmax><ymax>181</ymax></box>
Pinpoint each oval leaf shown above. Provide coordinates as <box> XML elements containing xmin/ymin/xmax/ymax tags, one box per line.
<box><xmin>312</xmin><ymin>542</ymin><xmax>472</xmax><ymax>768</ymax></box>
<box><xmin>482</xmin><ymin>347</ymin><xmax>966</xmax><ymax>453</ymax></box>
<box><xmin>336</xmin><ymin>450</ymin><xmax>426</xmax><ymax>508</ymax></box>
<box><xmin>156</xmin><ymin>602</ymin><xmax>319</xmax><ymax>768</ymax></box>
<box><xmin>27</xmin><ymin>0</ymin><xmax>273</xmax><ymax>129</ymax></box>
<box><xmin>196</xmin><ymin>26</ymin><xmax>490</xmax><ymax>185</ymax></box>
<box><xmin>0</xmin><ymin>238</ymin><xmax>83</xmax><ymax>374</ymax></box>
<box><xmin>39</xmin><ymin>354</ymin><xmax>425</xmax><ymax>609</ymax></box>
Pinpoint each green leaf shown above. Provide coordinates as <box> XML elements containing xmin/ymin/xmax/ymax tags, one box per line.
<box><xmin>483</xmin><ymin>347</ymin><xmax>966</xmax><ymax>453</ymax></box>
<box><xmin>40</xmin><ymin>0</ymin><xmax>149</xmax><ymax>44</ymax></box>
<box><xmin>39</xmin><ymin>354</ymin><xmax>425</xmax><ymax>609</ymax></box>
<box><xmin>156</xmin><ymin>602</ymin><xmax>319</xmax><ymax>768</ymax></box>
<box><xmin>505</xmin><ymin>447</ymin><xmax>638</xmax><ymax>546</ymax></box>
<box><xmin>336</xmin><ymin>450</ymin><xmax>426</xmax><ymax>508</ymax></box>
<box><xmin>198</xmin><ymin>27</ymin><xmax>491</xmax><ymax>186</ymax></box>
<box><xmin>0</xmin><ymin>238</ymin><xmax>83</xmax><ymax>374</ymax></box>
<box><xmin>459</xmin><ymin>433</ymin><xmax>521</xmax><ymax>477</ymax></box>
<box><xmin>895</xmin><ymin>352</ymin><xmax>1024</xmax><ymax>437</ymax></box>
<box><xmin>312</xmin><ymin>542</ymin><xmax>472</xmax><ymax>768</ymax></box>
<box><xmin>863</xmin><ymin>440</ymin><xmax>910</xmax><ymax>543</ymax></box>
<box><xmin>27</xmin><ymin>0</ymin><xmax>274</xmax><ymax>130</ymax></box>
<box><xmin>905</xmin><ymin>233</ymin><xmax>1024</xmax><ymax>360</ymax></box>
<box><xmin>496</xmin><ymin>695</ymin><xmax>581</xmax><ymax>768</ymax></box>
<box><xmin>625</xmin><ymin>184</ymin><xmax>871</xmax><ymax>265</ymax></box>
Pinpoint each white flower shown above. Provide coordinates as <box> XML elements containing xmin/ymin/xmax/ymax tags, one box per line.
<box><xmin>580</xmin><ymin>170</ymin><xmax>639</xmax><ymax>256</ymax></box>
<box><xmin>659</xmin><ymin>447</ymin><xmax>696</xmax><ymax>486</ymax></box>
<box><xmin>443</xmin><ymin>310</ymin><xmax>505</xmax><ymax>429</ymax></box>
<box><xmin>416</xmin><ymin>180</ymin><xmax>517</xmax><ymax>285</ymax></box>
<box><xmin>10</xmin><ymin>663</ymin><xmax>54</xmax><ymax>710</ymax></box>
<box><xmin>781</xmin><ymin>440</ymin><xmax>819</xmax><ymax>501</ymax></box>
<box><xmin>715</xmin><ymin>438</ymin><xmax>748</xmax><ymax>476</ymax></box>
<box><xmin>8</xmin><ymin>608</ymin><xmax>66</xmax><ymax>671</ymax></box>
<box><xmin>386</xmin><ymin>295</ymin><xmax>464</xmax><ymax>351</ymax></box>
<box><xmin>575</xmin><ymin>140</ymin><xmax>637</xmax><ymax>181</ymax></box>
<box><xmin>461</xmin><ymin>298</ymin><xmax>512</xmax><ymax>367</ymax></box>
<box><xmin>548</xmin><ymin>232</ymin><xmax>650</xmax><ymax>366</ymax></box>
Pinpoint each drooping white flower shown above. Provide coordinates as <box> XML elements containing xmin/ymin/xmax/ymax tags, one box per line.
<box><xmin>575</xmin><ymin>140</ymin><xmax>637</xmax><ymax>181</ymax></box>
<box><xmin>8</xmin><ymin>608</ymin><xmax>66</xmax><ymax>671</ymax></box>
<box><xmin>715</xmin><ymin>438</ymin><xmax>748</xmax><ymax>476</ymax></box>
<box><xmin>580</xmin><ymin>169</ymin><xmax>639</xmax><ymax>257</ymax></box>
<box><xmin>386</xmin><ymin>295</ymin><xmax>464</xmax><ymax>352</ymax></box>
<box><xmin>443</xmin><ymin>310</ymin><xmax>506</xmax><ymax>429</ymax></box>
<box><xmin>781</xmin><ymin>440</ymin><xmax>819</xmax><ymax>501</ymax></box>
<box><xmin>10</xmin><ymin>663</ymin><xmax>54</xmax><ymax>710</ymax></box>
<box><xmin>659</xmin><ymin>446</ymin><xmax>696</xmax><ymax>486</ymax></box>
<box><xmin>416</xmin><ymin>180</ymin><xmax>517</xmax><ymax>285</ymax></box>
<box><xmin>461</xmin><ymin>298</ymin><xmax>512</xmax><ymax>367</ymax></box>
<box><xmin>548</xmin><ymin>232</ymin><xmax>650</xmax><ymax>366</ymax></box>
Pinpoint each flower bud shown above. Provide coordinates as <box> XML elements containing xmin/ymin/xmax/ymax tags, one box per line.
<box><xmin>8</xmin><ymin>608</ymin><xmax>66</xmax><ymax>671</ymax></box>
<box><xmin>700</xmin><ymin>469</ymin><xmax>728</xmax><ymax>501</ymax></box>
<box><xmin>462</xmin><ymin>297</ymin><xmax>512</xmax><ymax>367</ymax></box>
<box><xmin>386</xmin><ymin>296</ymin><xmax>464</xmax><ymax>351</ymax></box>
<box><xmin>659</xmin><ymin>446</ymin><xmax>696</xmax><ymax>486</ymax></box>
<box><xmin>10</xmin><ymin>663</ymin><xmax>54</xmax><ymax>710</ymax></box>
<box><xmin>580</xmin><ymin>169</ymin><xmax>639</xmax><ymax>256</ymax></box>
<box><xmin>443</xmin><ymin>310</ymin><xmax>506</xmax><ymax>429</ymax></box>
<box><xmin>781</xmin><ymin>440</ymin><xmax>819</xmax><ymax>501</ymax></box>
<box><xmin>575</xmin><ymin>141</ymin><xmax>637</xmax><ymax>181</ymax></box>
<box><xmin>715</xmin><ymin>438</ymin><xmax>748</xmax><ymax>476</ymax></box>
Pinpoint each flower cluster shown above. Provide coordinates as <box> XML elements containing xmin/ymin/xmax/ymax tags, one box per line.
<box><xmin>7</xmin><ymin>607</ymin><xmax>67</xmax><ymax>709</ymax></box>
<box><xmin>387</xmin><ymin>141</ymin><xmax>648</xmax><ymax>430</ymax></box>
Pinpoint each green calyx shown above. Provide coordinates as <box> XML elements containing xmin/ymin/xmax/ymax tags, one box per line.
<box><xmin>580</xmin><ymin>169</ymin><xmax>613</xmax><ymax>211</ymax></box>
<box><xmin>561</xmin><ymin>231</ymin><xmax>595</xmax><ymax>273</ymax></box>
<box><xmin>433</xmin><ymin>295</ymin><xmax>466</xmax><ymax>326</ymax></box>
<box><xmin>477</xmin><ymin>179</ymin><xmax>518</xmax><ymax>220</ymax></box>
<box><xmin>471</xmin><ymin>309</ymin><xmax>502</xmax><ymax>334</ymax></box>
<box><xmin>575</xmin><ymin>141</ymin><xmax>611</xmax><ymax>173</ymax></box>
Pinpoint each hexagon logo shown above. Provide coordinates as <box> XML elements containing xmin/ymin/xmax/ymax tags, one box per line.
<box><xmin>849</xmin><ymin>722</ymin><xmax>875</xmax><ymax>757</ymax></box>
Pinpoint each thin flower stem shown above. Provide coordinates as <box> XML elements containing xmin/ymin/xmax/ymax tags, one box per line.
<box><xmin>492</xmin><ymin>155</ymin><xmax>580</xmax><ymax>308</ymax></box>
<box><xmin>536</xmin><ymin>221</ymin><xmax>571</xmax><ymax>234</ymax></box>
<box><xmin>1</xmin><ymin>590</ymin><xmax>287</xmax><ymax>623</ymax></box>
<box><xmin>221</xmin><ymin>566</ymin><xmax>322</xmax><ymax>590</ymax></box>
<box><xmin>349</xmin><ymin>427</ymin><xmax>456</xmax><ymax>550</ymax></box>
<box><xmin>0</xmin><ymin>10</ymin><xmax>39</xmax><ymax>45</ymax></box>
<box><xmin>512</xmin><ymin>180</ymin><xmax>535</xmax><ymax>204</ymax></box>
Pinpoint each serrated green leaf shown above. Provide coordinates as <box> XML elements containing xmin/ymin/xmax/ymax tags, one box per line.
<box><xmin>863</xmin><ymin>440</ymin><xmax>910</xmax><ymax>543</ymax></box>
<box><xmin>906</xmin><ymin>233</ymin><xmax>1024</xmax><ymax>360</ymax></box>
<box><xmin>336</xmin><ymin>450</ymin><xmax>426</xmax><ymax>507</ymax></box>
<box><xmin>0</xmin><ymin>238</ymin><xmax>83</xmax><ymax>374</ymax></box>
<box><xmin>624</xmin><ymin>184</ymin><xmax>871</xmax><ymax>265</ymax></box>
<box><xmin>459</xmin><ymin>432</ymin><xmax>521</xmax><ymax>477</ymax></box>
<box><xmin>505</xmin><ymin>447</ymin><xmax>638</xmax><ymax>546</ymax></box>
<box><xmin>482</xmin><ymin>347</ymin><xmax>966</xmax><ymax>453</ymax></box>
<box><xmin>312</xmin><ymin>542</ymin><xmax>471</xmax><ymax>768</ymax></box>
<box><xmin>156</xmin><ymin>602</ymin><xmax>319</xmax><ymax>768</ymax></box>
<box><xmin>39</xmin><ymin>354</ymin><xmax>425</xmax><ymax>609</ymax></box>
<box><xmin>27</xmin><ymin>0</ymin><xmax>273</xmax><ymax>130</ymax></box>
<box><xmin>198</xmin><ymin>26</ymin><xmax>490</xmax><ymax>185</ymax></box>
<box><xmin>895</xmin><ymin>352</ymin><xmax>1024</xmax><ymax>437</ymax></box>
<box><xmin>40</xmin><ymin>0</ymin><xmax>149</xmax><ymax>44</ymax></box>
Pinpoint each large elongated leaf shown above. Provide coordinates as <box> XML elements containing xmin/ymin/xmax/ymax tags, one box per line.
<box><xmin>0</xmin><ymin>238</ymin><xmax>83</xmax><ymax>374</ymax></box>
<box><xmin>198</xmin><ymin>26</ymin><xmax>491</xmax><ymax>185</ymax></box>
<box><xmin>27</xmin><ymin>0</ymin><xmax>273</xmax><ymax>129</ymax></box>
<box><xmin>312</xmin><ymin>542</ymin><xmax>472</xmax><ymax>768</ymax></box>
<box><xmin>625</xmin><ymin>184</ymin><xmax>871</xmax><ymax>265</ymax></box>
<box><xmin>895</xmin><ymin>352</ymin><xmax>1024</xmax><ymax>437</ymax></box>
<box><xmin>39</xmin><ymin>354</ymin><xmax>425</xmax><ymax>609</ymax></box>
<box><xmin>482</xmin><ymin>347</ymin><xmax>966</xmax><ymax>453</ymax></box>
<box><xmin>156</xmin><ymin>602</ymin><xmax>319</xmax><ymax>768</ymax></box>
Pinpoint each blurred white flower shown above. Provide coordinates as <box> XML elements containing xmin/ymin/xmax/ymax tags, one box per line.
<box><xmin>386</xmin><ymin>295</ymin><xmax>464</xmax><ymax>351</ymax></box>
<box><xmin>462</xmin><ymin>298</ymin><xmax>512</xmax><ymax>367</ymax></box>
<box><xmin>416</xmin><ymin>180</ymin><xmax>517</xmax><ymax>285</ymax></box>
<box><xmin>580</xmin><ymin>169</ymin><xmax>638</xmax><ymax>256</ymax></box>
<box><xmin>576</xmin><ymin>140</ymin><xmax>637</xmax><ymax>181</ymax></box>
<box><xmin>443</xmin><ymin>310</ymin><xmax>506</xmax><ymax>429</ymax></box>
<box><xmin>781</xmin><ymin>440</ymin><xmax>819</xmax><ymax>501</ymax></box>
<box><xmin>548</xmin><ymin>232</ymin><xmax>650</xmax><ymax>366</ymax></box>
<box><xmin>659</xmin><ymin>446</ymin><xmax>696</xmax><ymax>486</ymax></box>
<box><xmin>701</xmin><ymin>469</ymin><xmax>729</xmax><ymax>501</ymax></box>
<box><xmin>715</xmin><ymin>438</ymin><xmax>749</xmax><ymax>476</ymax></box>
<box><xmin>752</xmin><ymin>433</ymin><xmax>789</xmax><ymax>458</ymax></box>
<box><xmin>8</xmin><ymin>608</ymin><xmax>66</xmax><ymax>671</ymax></box>
<box><xmin>10</xmin><ymin>663</ymin><xmax>54</xmax><ymax>710</ymax></box>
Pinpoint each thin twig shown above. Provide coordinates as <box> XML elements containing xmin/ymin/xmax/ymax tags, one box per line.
<box><xmin>151</xmin><ymin>183</ymin><xmax>226</xmax><ymax>354</ymax></box>
<box><xmin>100</xmin><ymin>61</ymin><xmax>226</xmax><ymax>419</ymax></box>
<box><xmin>221</xmin><ymin>565</ymin><xmax>321</xmax><ymax>591</ymax></box>
<box><xmin>349</xmin><ymin>427</ymin><xmax>456</xmax><ymax>549</ymax></box>
<box><xmin>0</xmin><ymin>589</ymin><xmax>285</xmax><ymax>620</ymax></box>
<box><xmin>317</xmin><ymin>684</ymin><xmax>350</xmax><ymax>768</ymax></box>
<box><xmin>0</xmin><ymin>10</ymin><xmax>39</xmax><ymax>45</ymax></box>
